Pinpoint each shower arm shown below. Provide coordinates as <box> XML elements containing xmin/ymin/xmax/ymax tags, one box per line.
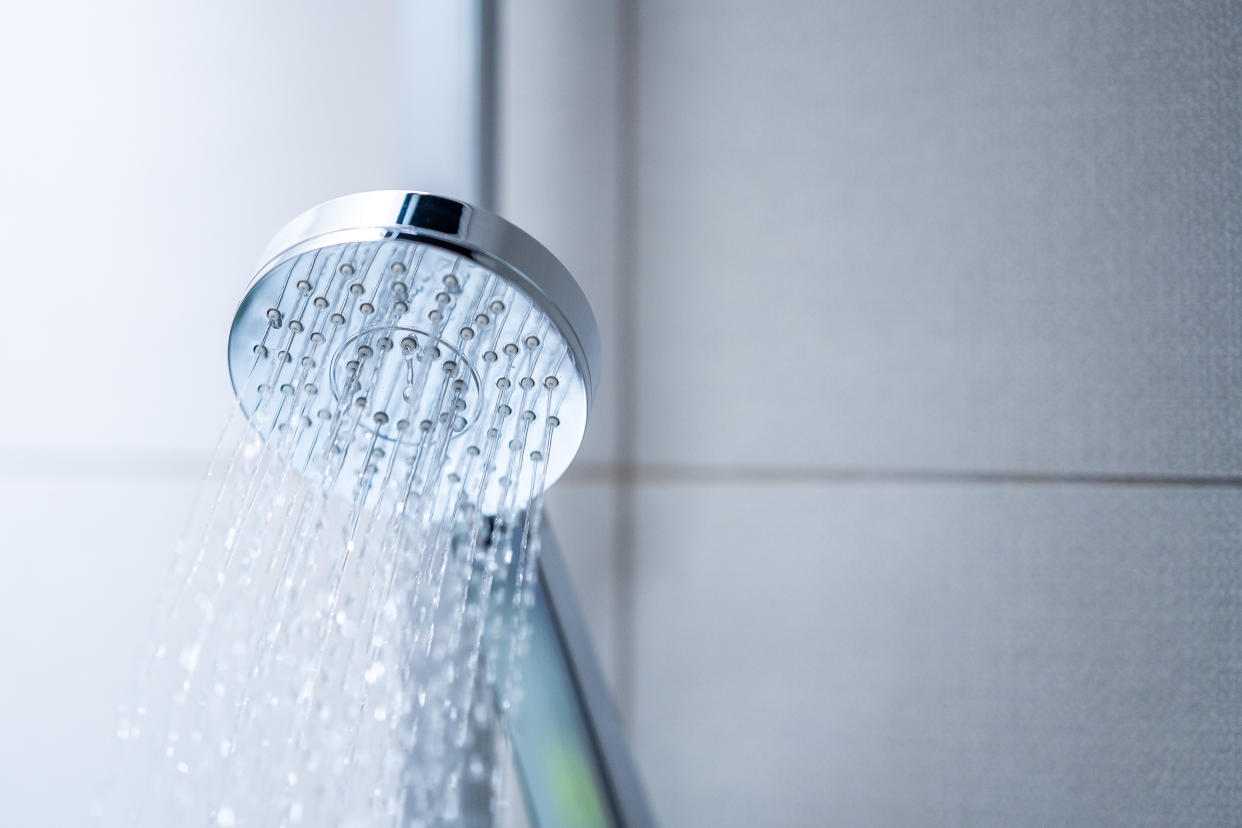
<box><xmin>473</xmin><ymin>514</ymin><xmax>657</xmax><ymax>828</ymax></box>
<box><xmin>514</xmin><ymin>520</ymin><xmax>658</xmax><ymax>828</ymax></box>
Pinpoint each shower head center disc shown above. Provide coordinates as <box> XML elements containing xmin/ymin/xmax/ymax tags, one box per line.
<box><xmin>328</xmin><ymin>327</ymin><xmax>484</xmax><ymax>442</ymax></box>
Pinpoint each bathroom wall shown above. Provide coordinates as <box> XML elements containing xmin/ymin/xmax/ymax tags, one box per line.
<box><xmin>500</xmin><ymin>2</ymin><xmax>1242</xmax><ymax>826</ymax></box>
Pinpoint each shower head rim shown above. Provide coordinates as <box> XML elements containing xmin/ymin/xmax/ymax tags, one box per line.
<box><xmin>245</xmin><ymin>190</ymin><xmax>601</xmax><ymax>409</ymax></box>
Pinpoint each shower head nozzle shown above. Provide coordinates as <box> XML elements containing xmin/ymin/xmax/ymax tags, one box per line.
<box><xmin>227</xmin><ymin>191</ymin><xmax>600</xmax><ymax>515</ymax></box>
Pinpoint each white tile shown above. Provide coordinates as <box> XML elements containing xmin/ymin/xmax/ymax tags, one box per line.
<box><xmin>633</xmin><ymin>1</ymin><xmax>1242</xmax><ymax>475</ymax></box>
<box><xmin>0</xmin><ymin>0</ymin><xmax>402</xmax><ymax>455</ymax></box>
<box><xmin>0</xmin><ymin>474</ymin><xmax>201</xmax><ymax>826</ymax></box>
<box><xmin>498</xmin><ymin>0</ymin><xmax>624</xmax><ymax>466</ymax></box>
<box><xmin>632</xmin><ymin>481</ymin><xmax>1242</xmax><ymax>827</ymax></box>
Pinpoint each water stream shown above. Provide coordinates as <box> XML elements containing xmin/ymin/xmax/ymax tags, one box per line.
<box><xmin>108</xmin><ymin>241</ymin><xmax>571</xmax><ymax>827</ymax></box>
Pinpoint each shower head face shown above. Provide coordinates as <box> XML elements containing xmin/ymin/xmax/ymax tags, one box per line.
<box><xmin>227</xmin><ymin>192</ymin><xmax>599</xmax><ymax>516</ymax></box>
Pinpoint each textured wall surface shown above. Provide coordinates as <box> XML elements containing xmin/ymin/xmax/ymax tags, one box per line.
<box><xmin>634</xmin><ymin>483</ymin><xmax>1242</xmax><ymax>826</ymax></box>
<box><xmin>634</xmin><ymin>1</ymin><xmax>1242</xmax><ymax>477</ymax></box>
<box><xmin>502</xmin><ymin>1</ymin><xmax>1242</xmax><ymax>825</ymax></box>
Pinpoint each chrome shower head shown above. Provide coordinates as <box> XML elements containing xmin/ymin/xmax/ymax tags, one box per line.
<box><xmin>227</xmin><ymin>191</ymin><xmax>599</xmax><ymax>516</ymax></box>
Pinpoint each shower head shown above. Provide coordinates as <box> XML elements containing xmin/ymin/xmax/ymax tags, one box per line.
<box><xmin>227</xmin><ymin>191</ymin><xmax>599</xmax><ymax>516</ymax></box>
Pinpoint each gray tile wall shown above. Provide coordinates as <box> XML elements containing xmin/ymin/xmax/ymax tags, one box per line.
<box><xmin>635</xmin><ymin>0</ymin><xmax>1242</xmax><ymax>477</ymax></box>
<box><xmin>500</xmin><ymin>1</ymin><xmax>1242</xmax><ymax>825</ymax></box>
<box><xmin>633</xmin><ymin>483</ymin><xmax>1242</xmax><ymax>827</ymax></box>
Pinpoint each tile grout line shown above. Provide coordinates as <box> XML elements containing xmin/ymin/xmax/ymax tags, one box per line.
<box><xmin>3</xmin><ymin>448</ymin><xmax>1240</xmax><ymax>490</ymax></box>
<box><xmin>0</xmin><ymin>448</ymin><xmax>213</xmax><ymax>480</ymax></box>
<box><xmin>564</xmin><ymin>462</ymin><xmax>1242</xmax><ymax>490</ymax></box>
<box><xmin>612</xmin><ymin>0</ymin><xmax>641</xmax><ymax>731</ymax></box>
